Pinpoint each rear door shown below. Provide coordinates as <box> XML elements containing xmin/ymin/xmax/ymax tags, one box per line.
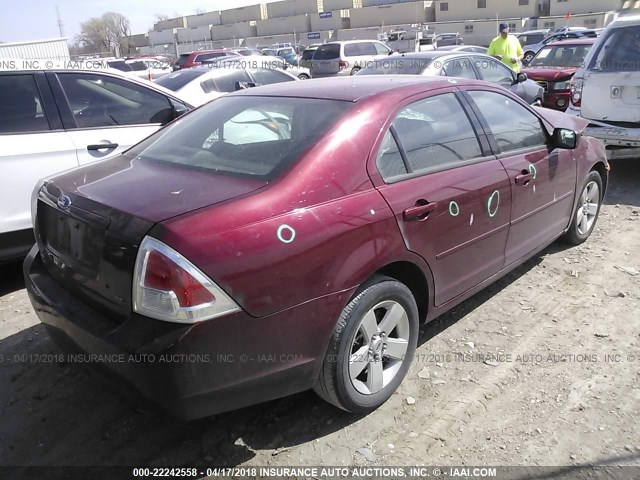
<box><xmin>0</xmin><ymin>72</ymin><xmax>77</xmax><ymax>238</ymax></box>
<box><xmin>49</xmin><ymin>71</ymin><xmax>175</xmax><ymax>166</ymax></box>
<box><xmin>465</xmin><ymin>89</ymin><xmax>576</xmax><ymax>265</ymax></box>
<box><xmin>369</xmin><ymin>88</ymin><xmax>511</xmax><ymax>306</ymax></box>
<box><xmin>581</xmin><ymin>23</ymin><xmax>640</xmax><ymax>122</ymax></box>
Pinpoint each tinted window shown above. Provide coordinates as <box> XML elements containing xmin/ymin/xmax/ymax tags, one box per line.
<box><xmin>468</xmin><ymin>90</ymin><xmax>547</xmax><ymax>153</ymax></box>
<box><xmin>249</xmin><ymin>68</ymin><xmax>295</xmax><ymax>85</ymax></box>
<box><xmin>0</xmin><ymin>75</ymin><xmax>50</xmax><ymax>133</ymax></box>
<box><xmin>590</xmin><ymin>24</ymin><xmax>640</xmax><ymax>71</ymax></box>
<box><xmin>127</xmin><ymin>61</ymin><xmax>147</xmax><ymax>71</ymax></box>
<box><xmin>195</xmin><ymin>52</ymin><xmax>227</xmax><ymax>62</ymax></box>
<box><xmin>313</xmin><ymin>44</ymin><xmax>340</xmax><ymax>60</ymax></box>
<box><xmin>200</xmin><ymin>70</ymin><xmax>252</xmax><ymax>93</ymax></box>
<box><xmin>126</xmin><ymin>96</ymin><xmax>351</xmax><ymax>179</ymax></box>
<box><xmin>376</xmin><ymin>130</ymin><xmax>408</xmax><ymax>180</ymax></box>
<box><xmin>59</xmin><ymin>73</ymin><xmax>173</xmax><ymax>128</ymax></box>
<box><xmin>344</xmin><ymin>43</ymin><xmax>377</xmax><ymax>57</ymax></box>
<box><xmin>108</xmin><ymin>60</ymin><xmax>133</xmax><ymax>72</ymax></box>
<box><xmin>155</xmin><ymin>69</ymin><xmax>208</xmax><ymax>91</ymax></box>
<box><xmin>474</xmin><ymin>58</ymin><xmax>514</xmax><ymax>84</ymax></box>
<box><xmin>442</xmin><ymin>58</ymin><xmax>477</xmax><ymax>79</ymax></box>
<box><xmin>374</xmin><ymin>42</ymin><xmax>391</xmax><ymax>55</ymax></box>
<box><xmin>387</xmin><ymin>93</ymin><xmax>483</xmax><ymax>176</ymax></box>
<box><xmin>302</xmin><ymin>49</ymin><xmax>317</xmax><ymax>61</ymax></box>
<box><xmin>175</xmin><ymin>54</ymin><xmax>190</xmax><ymax>67</ymax></box>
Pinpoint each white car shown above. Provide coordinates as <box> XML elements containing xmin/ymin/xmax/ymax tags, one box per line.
<box><xmin>0</xmin><ymin>69</ymin><xmax>193</xmax><ymax>262</ymax></box>
<box><xmin>566</xmin><ymin>14</ymin><xmax>640</xmax><ymax>160</ymax></box>
<box><xmin>154</xmin><ymin>64</ymin><xmax>298</xmax><ymax>107</ymax></box>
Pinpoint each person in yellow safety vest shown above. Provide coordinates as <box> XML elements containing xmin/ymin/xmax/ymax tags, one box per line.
<box><xmin>487</xmin><ymin>23</ymin><xmax>524</xmax><ymax>73</ymax></box>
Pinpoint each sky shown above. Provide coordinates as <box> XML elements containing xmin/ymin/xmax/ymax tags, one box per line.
<box><xmin>0</xmin><ymin>0</ymin><xmax>278</xmax><ymax>43</ymax></box>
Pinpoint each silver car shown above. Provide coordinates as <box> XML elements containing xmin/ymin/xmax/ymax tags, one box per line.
<box><xmin>356</xmin><ymin>51</ymin><xmax>544</xmax><ymax>106</ymax></box>
<box><xmin>311</xmin><ymin>40</ymin><xmax>393</xmax><ymax>78</ymax></box>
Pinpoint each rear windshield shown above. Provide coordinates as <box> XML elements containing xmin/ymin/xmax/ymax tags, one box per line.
<box><xmin>126</xmin><ymin>96</ymin><xmax>352</xmax><ymax>180</ymax></box>
<box><xmin>530</xmin><ymin>44</ymin><xmax>593</xmax><ymax>68</ymax></box>
<box><xmin>313</xmin><ymin>44</ymin><xmax>340</xmax><ymax>60</ymax></box>
<box><xmin>127</xmin><ymin>61</ymin><xmax>147</xmax><ymax>71</ymax></box>
<box><xmin>590</xmin><ymin>24</ymin><xmax>640</xmax><ymax>71</ymax></box>
<box><xmin>357</xmin><ymin>58</ymin><xmax>431</xmax><ymax>75</ymax></box>
<box><xmin>107</xmin><ymin>60</ymin><xmax>132</xmax><ymax>72</ymax></box>
<box><xmin>154</xmin><ymin>69</ymin><xmax>207</xmax><ymax>91</ymax></box>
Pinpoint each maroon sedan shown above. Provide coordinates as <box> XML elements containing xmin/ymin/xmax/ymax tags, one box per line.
<box><xmin>523</xmin><ymin>39</ymin><xmax>595</xmax><ymax>111</ymax></box>
<box><xmin>24</xmin><ymin>76</ymin><xmax>608</xmax><ymax>420</ymax></box>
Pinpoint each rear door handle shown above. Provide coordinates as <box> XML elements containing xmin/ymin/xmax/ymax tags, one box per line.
<box><xmin>87</xmin><ymin>143</ymin><xmax>118</xmax><ymax>151</ymax></box>
<box><xmin>403</xmin><ymin>201</ymin><xmax>438</xmax><ymax>221</ymax></box>
<box><xmin>515</xmin><ymin>171</ymin><xmax>534</xmax><ymax>186</ymax></box>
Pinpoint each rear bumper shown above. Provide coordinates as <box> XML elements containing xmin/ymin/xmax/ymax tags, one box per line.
<box><xmin>24</xmin><ymin>246</ymin><xmax>350</xmax><ymax>420</ymax></box>
<box><xmin>563</xmin><ymin>109</ymin><xmax>640</xmax><ymax>156</ymax></box>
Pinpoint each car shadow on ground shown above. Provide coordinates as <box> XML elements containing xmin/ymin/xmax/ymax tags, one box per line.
<box><xmin>603</xmin><ymin>160</ymin><xmax>640</xmax><ymax>207</ymax></box>
<box><xmin>0</xmin><ymin>261</ymin><xmax>25</xmax><ymax>297</ymax></box>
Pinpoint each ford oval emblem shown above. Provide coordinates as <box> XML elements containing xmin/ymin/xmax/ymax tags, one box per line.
<box><xmin>57</xmin><ymin>195</ymin><xmax>72</xmax><ymax>209</ymax></box>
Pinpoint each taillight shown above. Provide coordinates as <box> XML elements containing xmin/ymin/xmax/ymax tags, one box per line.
<box><xmin>339</xmin><ymin>60</ymin><xmax>347</xmax><ymax>70</ymax></box>
<box><xmin>133</xmin><ymin>236</ymin><xmax>240</xmax><ymax>323</ymax></box>
<box><xmin>570</xmin><ymin>79</ymin><xmax>583</xmax><ymax>108</ymax></box>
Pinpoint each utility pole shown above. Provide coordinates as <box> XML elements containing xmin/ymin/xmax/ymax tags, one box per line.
<box><xmin>56</xmin><ymin>5</ymin><xmax>65</xmax><ymax>38</ymax></box>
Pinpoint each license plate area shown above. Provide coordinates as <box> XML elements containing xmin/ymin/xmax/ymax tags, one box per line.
<box><xmin>39</xmin><ymin>201</ymin><xmax>108</xmax><ymax>280</ymax></box>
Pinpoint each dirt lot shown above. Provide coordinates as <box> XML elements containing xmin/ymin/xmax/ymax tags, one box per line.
<box><xmin>1</xmin><ymin>162</ymin><xmax>639</xmax><ymax>473</ymax></box>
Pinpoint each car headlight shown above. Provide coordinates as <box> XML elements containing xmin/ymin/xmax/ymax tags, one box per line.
<box><xmin>549</xmin><ymin>81</ymin><xmax>571</xmax><ymax>91</ymax></box>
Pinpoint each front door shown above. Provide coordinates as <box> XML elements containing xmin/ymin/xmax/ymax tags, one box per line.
<box><xmin>51</xmin><ymin>72</ymin><xmax>173</xmax><ymax>166</ymax></box>
<box><xmin>371</xmin><ymin>90</ymin><xmax>511</xmax><ymax>306</ymax></box>
<box><xmin>465</xmin><ymin>89</ymin><xmax>577</xmax><ymax>265</ymax></box>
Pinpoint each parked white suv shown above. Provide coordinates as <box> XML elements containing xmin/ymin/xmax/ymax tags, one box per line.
<box><xmin>311</xmin><ymin>40</ymin><xmax>393</xmax><ymax>78</ymax></box>
<box><xmin>566</xmin><ymin>15</ymin><xmax>640</xmax><ymax>160</ymax></box>
<box><xmin>0</xmin><ymin>69</ymin><xmax>192</xmax><ymax>262</ymax></box>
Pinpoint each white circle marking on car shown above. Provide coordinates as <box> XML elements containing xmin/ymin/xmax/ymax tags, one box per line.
<box><xmin>277</xmin><ymin>224</ymin><xmax>296</xmax><ymax>244</ymax></box>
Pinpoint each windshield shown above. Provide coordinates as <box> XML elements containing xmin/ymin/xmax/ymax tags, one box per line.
<box><xmin>530</xmin><ymin>44</ymin><xmax>593</xmax><ymax>67</ymax></box>
<box><xmin>357</xmin><ymin>58</ymin><xmax>431</xmax><ymax>75</ymax></box>
<box><xmin>302</xmin><ymin>49</ymin><xmax>317</xmax><ymax>60</ymax></box>
<box><xmin>313</xmin><ymin>44</ymin><xmax>340</xmax><ymax>60</ymax></box>
<box><xmin>126</xmin><ymin>96</ymin><xmax>352</xmax><ymax>180</ymax></box>
<box><xmin>154</xmin><ymin>69</ymin><xmax>207</xmax><ymax>91</ymax></box>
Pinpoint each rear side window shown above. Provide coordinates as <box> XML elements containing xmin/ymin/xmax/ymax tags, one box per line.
<box><xmin>0</xmin><ymin>74</ymin><xmax>50</xmax><ymax>134</ymax></box>
<box><xmin>155</xmin><ymin>69</ymin><xmax>207</xmax><ymax>91</ymax></box>
<box><xmin>590</xmin><ymin>24</ymin><xmax>640</xmax><ymax>71</ymax></box>
<box><xmin>200</xmin><ymin>70</ymin><xmax>252</xmax><ymax>93</ymax></box>
<box><xmin>58</xmin><ymin>73</ymin><xmax>173</xmax><ymax>128</ymax></box>
<box><xmin>468</xmin><ymin>90</ymin><xmax>547</xmax><ymax>153</ymax></box>
<box><xmin>344</xmin><ymin>43</ymin><xmax>377</xmax><ymax>57</ymax></box>
<box><xmin>126</xmin><ymin>96</ymin><xmax>352</xmax><ymax>179</ymax></box>
<box><xmin>195</xmin><ymin>52</ymin><xmax>226</xmax><ymax>62</ymax></box>
<box><xmin>313</xmin><ymin>44</ymin><xmax>340</xmax><ymax>60</ymax></box>
<box><xmin>378</xmin><ymin>93</ymin><xmax>483</xmax><ymax>179</ymax></box>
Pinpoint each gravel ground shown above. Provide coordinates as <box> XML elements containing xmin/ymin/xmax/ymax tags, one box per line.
<box><xmin>0</xmin><ymin>161</ymin><xmax>638</xmax><ymax>474</ymax></box>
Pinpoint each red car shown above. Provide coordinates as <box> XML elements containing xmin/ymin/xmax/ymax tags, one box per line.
<box><xmin>24</xmin><ymin>77</ymin><xmax>608</xmax><ymax>420</ymax></box>
<box><xmin>172</xmin><ymin>49</ymin><xmax>236</xmax><ymax>71</ymax></box>
<box><xmin>523</xmin><ymin>39</ymin><xmax>596</xmax><ymax>111</ymax></box>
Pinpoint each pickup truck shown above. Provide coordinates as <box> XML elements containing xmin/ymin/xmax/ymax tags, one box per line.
<box><xmin>565</xmin><ymin>15</ymin><xmax>640</xmax><ymax>160</ymax></box>
<box><xmin>0</xmin><ymin>69</ymin><xmax>193</xmax><ymax>262</ymax></box>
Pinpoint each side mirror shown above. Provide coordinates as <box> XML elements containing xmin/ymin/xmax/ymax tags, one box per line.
<box><xmin>516</xmin><ymin>72</ymin><xmax>528</xmax><ymax>83</ymax></box>
<box><xmin>553</xmin><ymin>128</ymin><xmax>578</xmax><ymax>149</ymax></box>
<box><xmin>172</xmin><ymin>101</ymin><xmax>189</xmax><ymax>119</ymax></box>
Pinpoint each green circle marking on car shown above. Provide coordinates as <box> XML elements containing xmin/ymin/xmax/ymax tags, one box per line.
<box><xmin>277</xmin><ymin>224</ymin><xmax>296</xmax><ymax>244</ymax></box>
<box><xmin>487</xmin><ymin>190</ymin><xmax>500</xmax><ymax>218</ymax></box>
<box><xmin>449</xmin><ymin>201</ymin><xmax>460</xmax><ymax>217</ymax></box>
<box><xmin>528</xmin><ymin>163</ymin><xmax>538</xmax><ymax>180</ymax></box>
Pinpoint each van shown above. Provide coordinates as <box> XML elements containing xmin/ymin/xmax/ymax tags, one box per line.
<box><xmin>311</xmin><ymin>40</ymin><xmax>392</xmax><ymax>78</ymax></box>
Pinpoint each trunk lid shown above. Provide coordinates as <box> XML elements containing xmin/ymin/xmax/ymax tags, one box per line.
<box><xmin>35</xmin><ymin>155</ymin><xmax>267</xmax><ymax>320</ymax></box>
<box><xmin>581</xmin><ymin>70</ymin><xmax>640</xmax><ymax>123</ymax></box>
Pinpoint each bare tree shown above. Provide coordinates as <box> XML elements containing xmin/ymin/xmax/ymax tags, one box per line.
<box><xmin>154</xmin><ymin>13</ymin><xmax>170</xmax><ymax>22</ymax></box>
<box><xmin>75</xmin><ymin>12</ymin><xmax>131</xmax><ymax>57</ymax></box>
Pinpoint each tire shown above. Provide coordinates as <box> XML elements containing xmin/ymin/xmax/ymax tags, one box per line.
<box><xmin>313</xmin><ymin>275</ymin><xmax>419</xmax><ymax>413</ymax></box>
<box><xmin>523</xmin><ymin>51</ymin><xmax>535</xmax><ymax>64</ymax></box>
<box><xmin>350</xmin><ymin>67</ymin><xmax>361</xmax><ymax>76</ymax></box>
<box><xmin>564</xmin><ymin>170</ymin><xmax>603</xmax><ymax>245</ymax></box>
<box><xmin>298</xmin><ymin>73</ymin><xmax>310</xmax><ymax>80</ymax></box>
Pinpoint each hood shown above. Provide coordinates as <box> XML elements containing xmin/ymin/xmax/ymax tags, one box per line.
<box><xmin>533</xmin><ymin>106</ymin><xmax>590</xmax><ymax>133</ymax></box>
<box><xmin>46</xmin><ymin>154</ymin><xmax>268</xmax><ymax>223</ymax></box>
<box><xmin>523</xmin><ymin>67</ymin><xmax>577</xmax><ymax>82</ymax></box>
